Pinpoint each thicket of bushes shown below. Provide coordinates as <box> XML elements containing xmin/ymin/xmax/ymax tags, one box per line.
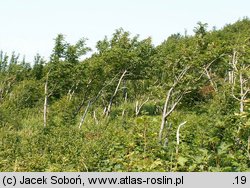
<box><xmin>0</xmin><ymin>19</ymin><xmax>249</xmax><ymax>171</ymax></box>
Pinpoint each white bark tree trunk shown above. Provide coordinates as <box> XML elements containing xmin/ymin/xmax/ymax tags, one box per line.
<box><xmin>176</xmin><ymin>121</ymin><xmax>187</xmax><ymax>154</ymax></box>
<box><xmin>78</xmin><ymin>74</ymin><xmax>120</xmax><ymax>129</ymax></box>
<box><xmin>159</xmin><ymin>66</ymin><xmax>189</xmax><ymax>142</ymax></box>
<box><xmin>230</xmin><ymin>51</ymin><xmax>249</xmax><ymax>114</ymax></box>
<box><xmin>239</xmin><ymin>72</ymin><xmax>244</xmax><ymax>113</ymax></box>
<box><xmin>105</xmin><ymin>70</ymin><xmax>127</xmax><ymax>117</ymax></box>
<box><xmin>43</xmin><ymin>74</ymin><xmax>49</xmax><ymax>128</ymax></box>
<box><xmin>135</xmin><ymin>97</ymin><xmax>149</xmax><ymax>116</ymax></box>
<box><xmin>79</xmin><ymin>101</ymin><xmax>91</xmax><ymax>129</ymax></box>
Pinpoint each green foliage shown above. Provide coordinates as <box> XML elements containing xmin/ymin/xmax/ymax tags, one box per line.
<box><xmin>3</xmin><ymin>80</ymin><xmax>43</xmax><ymax>109</ymax></box>
<box><xmin>0</xmin><ymin>19</ymin><xmax>250</xmax><ymax>171</ymax></box>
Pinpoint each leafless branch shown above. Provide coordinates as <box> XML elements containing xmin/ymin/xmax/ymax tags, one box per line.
<box><xmin>105</xmin><ymin>70</ymin><xmax>127</xmax><ymax>117</ymax></box>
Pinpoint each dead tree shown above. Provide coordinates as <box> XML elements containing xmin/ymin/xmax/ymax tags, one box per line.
<box><xmin>104</xmin><ymin>70</ymin><xmax>127</xmax><ymax>117</ymax></box>
<box><xmin>121</xmin><ymin>78</ymin><xmax>129</xmax><ymax>118</ymax></box>
<box><xmin>93</xmin><ymin>111</ymin><xmax>98</xmax><ymax>125</ymax></box>
<box><xmin>159</xmin><ymin>66</ymin><xmax>189</xmax><ymax>143</ymax></box>
<box><xmin>67</xmin><ymin>81</ymin><xmax>80</xmax><ymax>101</ymax></box>
<box><xmin>239</xmin><ymin>71</ymin><xmax>249</xmax><ymax>113</ymax></box>
<box><xmin>73</xmin><ymin>80</ymin><xmax>92</xmax><ymax>117</ymax></box>
<box><xmin>228</xmin><ymin>50</ymin><xmax>237</xmax><ymax>85</ymax></box>
<box><xmin>78</xmin><ymin>91</ymin><xmax>103</xmax><ymax>129</ymax></box>
<box><xmin>176</xmin><ymin>121</ymin><xmax>187</xmax><ymax>155</ymax></box>
<box><xmin>43</xmin><ymin>73</ymin><xmax>49</xmax><ymax>128</ymax></box>
<box><xmin>203</xmin><ymin>65</ymin><xmax>217</xmax><ymax>92</ymax></box>
<box><xmin>232</xmin><ymin>70</ymin><xmax>250</xmax><ymax>113</ymax></box>
<box><xmin>230</xmin><ymin>50</ymin><xmax>250</xmax><ymax>113</ymax></box>
<box><xmin>74</xmin><ymin>80</ymin><xmax>92</xmax><ymax>117</ymax></box>
<box><xmin>135</xmin><ymin>97</ymin><xmax>149</xmax><ymax>116</ymax></box>
<box><xmin>201</xmin><ymin>54</ymin><xmax>225</xmax><ymax>92</ymax></box>
<box><xmin>78</xmin><ymin>74</ymin><xmax>120</xmax><ymax>129</ymax></box>
<box><xmin>248</xmin><ymin>136</ymin><xmax>250</xmax><ymax>160</ymax></box>
<box><xmin>79</xmin><ymin>101</ymin><xmax>91</xmax><ymax>129</ymax></box>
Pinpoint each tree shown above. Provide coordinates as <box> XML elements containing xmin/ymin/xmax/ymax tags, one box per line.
<box><xmin>32</xmin><ymin>53</ymin><xmax>45</xmax><ymax>80</ymax></box>
<box><xmin>159</xmin><ymin>65</ymin><xmax>190</xmax><ymax>143</ymax></box>
<box><xmin>50</xmin><ymin>34</ymin><xmax>67</xmax><ymax>63</ymax></box>
<box><xmin>47</xmin><ymin>34</ymin><xmax>91</xmax><ymax>99</ymax></box>
<box><xmin>94</xmin><ymin>28</ymin><xmax>155</xmax><ymax>114</ymax></box>
<box><xmin>225</xmin><ymin>19</ymin><xmax>250</xmax><ymax>113</ymax></box>
<box><xmin>231</xmin><ymin>50</ymin><xmax>250</xmax><ymax>113</ymax></box>
<box><xmin>65</xmin><ymin>38</ymin><xmax>91</xmax><ymax>64</ymax></box>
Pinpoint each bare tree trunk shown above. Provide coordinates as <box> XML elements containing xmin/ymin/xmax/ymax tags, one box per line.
<box><xmin>74</xmin><ymin>80</ymin><xmax>92</xmax><ymax>117</ymax></box>
<box><xmin>123</xmin><ymin>79</ymin><xmax>127</xmax><ymax>103</ymax></box>
<box><xmin>159</xmin><ymin>87</ymin><xmax>183</xmax><ymax>142</ymax></box>
<box><xmin>43</xmin><ymin>74</ymin><xmax>49</xmax><ymax>128</ymax></box>
<box><xmin>78</xmin><ymin>75</ymin><xmax>120</xmax><ymax>129</ymax></box>
<box><xmin>231</xmin><ymin>55</ymin><xmax>249</xmax><ymax>114</ymax></box>
<box><xmin>103</xmin><ymin>106</ymin><xmax>107</xmax><ymax>116</ymax></box>
<box><xmin>122</xmin><ymin>109</ymin><xmax>125</xmax><ymax>118</ymax></box>
<box><xmin>239</xmin><ymin>72</ymin><xmax>244</xmax><ymax>113</ymax></box>
<box><xmin>159</xmin><ymin>87</ymin><xmax>174</xmax><ymax>141</ymax></box>
<box><xmin>248</xmin><ymin>136</ymin><xmax>250</xmax><ymax>160</ymax></box>
<box><xmin>229</xmin><ymin>51</ymin><xmax>237</xmax><ymax>84</ymax></box>
<box><xmin>176</xmin><ymin>121</ymin><xmax>187</xmax><ymax>145</ymax></box>
<box><xmin>135</xmin><ymin>97</ymin><xmax>149</xmax><ymax>116</ymax></box>
<box><xmin>203</xmin><ymin>67</ymin><xmax>217</xmax><ymax>92</ymax></box>
<box><xmin>105</xmin><ymin>70</ymin><xmax>127</xmax><ymax>117</ymax></box>
<box><xmin>159</xmin><ymin>67</ymin><xmax>189</xmax><ymax>142</ymax></box>
<box><xmin>202</xmin><ymin>55</ymin><xmax>225</xmax><ymax>92</ymax></box>
<box><xmin>121</xmin><ymin>79</ymin><xmax>128</xmax><ymax>118</ymax></box>
<box><xmin>176</xmin><ymin>121</ymin><xmax>187</xmax><ymax>154</ymax></box>
<box><xmin>93</xmin><ymin>110</ymin><xmax>98</xmax><ymax>125</ymax></box>
<box><xmin>159</xmin><ymin>85</ymin><xmax>182</xmax><ymax>142</ymax></box>
<box><xmin>79</xmin><ymin>101</ymin><xmax>91</xmax><ymax>129</ymax></box>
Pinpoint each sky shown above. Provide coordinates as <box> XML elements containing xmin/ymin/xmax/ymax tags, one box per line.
<box><xmin>0</xmin><ymin>0</ymin><xmax>249</xmax><ymax>62</ymax></box>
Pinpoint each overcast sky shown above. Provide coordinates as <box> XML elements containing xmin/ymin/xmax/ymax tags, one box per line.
<box><xmin>0</xmin><ymin>0</ymin><xmax>249</xmax><ymax>62</ymax></box>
